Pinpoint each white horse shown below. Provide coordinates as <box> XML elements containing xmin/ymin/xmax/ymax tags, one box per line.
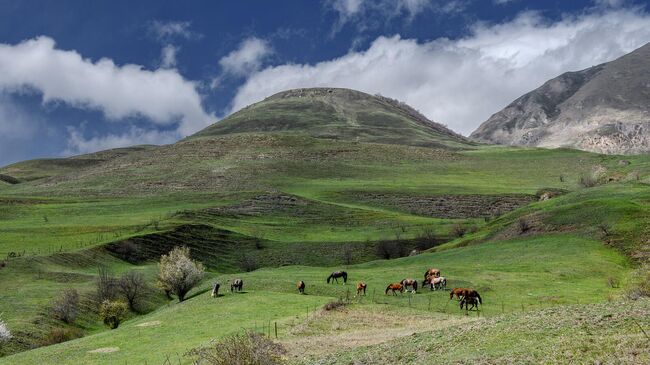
<box><xmin>428</xmin><ymin>276</ymin><xmax>447</xmax><ymax>291</ymax></box>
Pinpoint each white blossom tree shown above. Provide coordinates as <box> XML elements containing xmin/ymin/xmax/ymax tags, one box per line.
<box><xmin>157</xmin><ymin>246</ymin><xmax>205</xmax><ymax>302</ymax></box>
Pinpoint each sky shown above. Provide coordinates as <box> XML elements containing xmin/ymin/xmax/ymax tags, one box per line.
<box><xmin>1</xmin><ymin>0</ymin><xmax>650</xmax><ymax>166</ymax></box>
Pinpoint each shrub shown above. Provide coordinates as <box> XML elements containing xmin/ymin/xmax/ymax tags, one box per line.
<box><xmin>323</xmin><ymin>300</ymin><xmax>346</xmax><ymax>311</ymax></box>
<box><xmin>578</xmin><ymin>172</ymin><xmax>599</xmax><ymax>188</ymax></box>
<box><xmin>627</xmin><ymin>265</ymin><xmax>650</xmax><ymax>299</ymax></box>
<box><xmin>51</xmin><ymin>288</ymin><xmax>79</xmax><ymax>324</ymax></box>
<box><xmin>414</xmin><ymin>228</ymin><xmax>440</xmax><ymax>251</ymax></box>
<box><xmin>119</xmin><ymin>271</ymin><xmax>147</xmax><ymax>311</ymax></box>
<box><xmin>517</xmin><ymin>218</ymin><xmax>531</xmax><ymax>234</ymax></box>
<box><xmin>0</xmin><ymin>317</ymin><xmax>11</xmax><ymax>344</ymax></box>
<box><xmin>41</xmin><ymin>327</ymin><xmax>83</xmax><ymax>346</ymax></box>
<box><xmin>186</xmin><ymin>331</ymin><xmax>286</xmax><ymax>365</ymax></box>
<box><xmin>238</xmin><ymin>254</ymin><xmax>259</xmax><ymax>272</ymax></box>
<box><xmin>157</xmin><ymin>246</ymin><xmax>205</xmax><ymax>302</ymax></box>
<box><xmin>342</xmin><ymin>244</ymin><xmax>354</xmax><ymax>265</ymax></box>
<box><xmin>375</xmin><ymin>240</ymin><xmax>408</xmax><ymax>260</ymax></box>
<box><xmin>99</xmin><ymin>300</ymin><xmax>128</xmax><ymax>329</ymax></box>
<box><xmin>451</xmin><ymin>224</ymin><xmax>467</xmax><ymax>238</ymax></box>
<box><xmin>607</xmin><ymin>276</ymin><xmax>620</xmax><ymax>289</ymax></box>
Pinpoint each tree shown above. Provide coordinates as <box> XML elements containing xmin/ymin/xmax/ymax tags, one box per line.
<box><xmin>99</xmin><ymin>300</ymin><xmax>128</xmax><ymax>329</ymax></box>
<box><xmin>51</xmin><ymin>288</ymin><xmax>79</xmax><ymax>324</ymax></box>
<box><xmin>96</xmin><ymin>266</ymin><xmax>117</xmax><ymax>303</ymax></box>
<box><xmin>119</xmin><ymin>271</ymin><xmax>147</xmax><ymax>311</ymax></box>
<box><xmin>157</xmin><ymin>246</ymin><xmax>205</xmax><ymax>302</ymax></box>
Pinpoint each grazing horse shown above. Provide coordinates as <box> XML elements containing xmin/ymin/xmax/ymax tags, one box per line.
<box><xmin>400</xmin><ymin>278</ymin><xmax>418</xmax><ymax>293</ymax></box>
<box><xmin>211</xmin><ymin>282</ymin><xmax>220</xmax><ymax>298</ymax></box>
<box><xmin>431</xmin><ymin>276</ymin><xmax>447</xmax><ymax>291</ymax></box>
<box><xmin>356</xmin><ymin>282</ymin><xmax>367</xmax><ymax>296</ymax></box>
<box><xmin>327</xmin><ymin>271</ymin><xmax>348</xmax><ymax>284</ymax></box>
<box><xmin>424</xmin><ymin>268</ymin><xmax>441</xmax><ymax>281</ymax></box>
<box><xmin>450</xmin><ymin>288</ymin><xmax>482</xmax><ymax>305</ymax></box>
<box><xmin>297</xmin><ymin>280</ymin><xmax>305</xmax><ymax>294</ymax></box>
<box><xmin>460</xmin><ymin>296</ymin><xmax>480</xmax><ymax>310</ymax></box>
<box><xmin>231</xmin><ymin>279</ymin><xmax>243</xmax><ymax>293</ymax></box>
<box><xmin>385</xmin><ymin>283</ymin><xmax>404</xmax><ymax>295</ymax></box>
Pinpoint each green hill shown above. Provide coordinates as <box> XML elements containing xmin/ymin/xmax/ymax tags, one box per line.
<box><xmin>0</xmin><ymin>88</ymin><xmax>648</xmax><ymax>363</ymax></box>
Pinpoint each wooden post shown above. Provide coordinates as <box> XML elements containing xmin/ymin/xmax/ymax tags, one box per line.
<box><xmin>274</xmin><ymin>322</ymin><xmax>278</xmax><ymax>339</ymax></box>
<box><xmin>428</xmin><ymin>296</ymin><xmax>431</xmax><ymax>311</ymax></box>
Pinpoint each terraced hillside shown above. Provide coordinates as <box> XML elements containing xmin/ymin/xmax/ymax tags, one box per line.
<box><xmin>0</xmin><ymin>88</ymin><xmax>649</xmax><ymax>363</ymax></box>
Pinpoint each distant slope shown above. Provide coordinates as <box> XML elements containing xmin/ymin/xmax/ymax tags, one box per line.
<box><xmin>471</xmin><ymin>42</ymin><xmax>650</xmax><ymax>154</ymax></box>
<box><xmin>191</xmin><ymin>88</ymin><xmax>470</xmax><ymax>148</ymax></box>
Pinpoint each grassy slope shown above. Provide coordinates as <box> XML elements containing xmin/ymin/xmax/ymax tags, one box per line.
<box><xmin>0</xmin><ymin>233</ymin><xmax>631</xmax><ymax>364</ymax></box>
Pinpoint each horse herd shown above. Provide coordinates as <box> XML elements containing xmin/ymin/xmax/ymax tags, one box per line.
<box><xmin>209</xmin><ymin>268</ymin><xmax>482</xmax><ymax>311</ymax></box>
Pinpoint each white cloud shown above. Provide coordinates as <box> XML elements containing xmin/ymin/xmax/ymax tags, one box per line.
<box><xmin>160</xmin><ymin>44</ymin><xmax>178</xmax><ymax>68</ymax></box>
<box><xmin>0</xmin><ymin>36</ymin><xmax>213</xmax><ymax>137</ymax></box>
<box><xmin>229</xmin><ymin>9</ymin><xmax>650</xmax><ymax>135</ymax></box>
<box><xmin>218</xmin><ymin>37</ymin><xmax>273</xmax><ymax>78</ymax></box>
<box><xmin>64</xmin><ymin>124</ymin><xmax>178</xmax><ymax>155</ymax></box>
<box><xmin>148</xmin><ymin>21</ymin><xmax>200</xmax><ymax>42</ymax></box>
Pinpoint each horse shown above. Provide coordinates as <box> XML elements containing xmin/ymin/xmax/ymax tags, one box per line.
<box><xmin>211</xmin><ymin>282</ymin><xmax>220</xmax><ymax>298</ymax></box>
<box><xmin>424</xmin><ymin>268</ymin><xmax>441</xmax><ymax>281</ymax></box>
<box><xmin>356</xmin><ymin>282</ymin><xmax>367</xmax><ymax>296</ymax></box>
<box><xmin>385</xmin><ymin>283</ymin><xmax>404</xmax><ymax>295</ymax></box>
<box><xmin>400</xmin><ymin>278</ymin><xmax>418</xmax><ymax>293</ymax></box>
<box><xmin>450</xmin><ymin>288</ymin><xmax>482</xmax><ymax>305</ymax></box>
<box><xmin>231</xmin><ymin>278</ymin><xmax>243</xmax><ymax>293</ymax></box>
<box><xmin>460</xmin><ymin>296</ymin><xmax>480</xmax><ymax>310</ymax></box>
<box><xmin>297</xmin><ymin>280</ymin><xmax>305</xmax><ymax>294</ymax></box>
<box><xmin>327</xmin><ymin>271</ymin><xmax>348</xmax><ymax>284</ymax></box>
<box><xmin>430</xmin><ymin>276</ymin><xmax>447</xmax><ymax>291</ymax></box>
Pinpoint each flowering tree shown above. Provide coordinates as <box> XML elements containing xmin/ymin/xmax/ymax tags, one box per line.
<box><xmin>0</xmin><ymin>316</ymin><xmax>12</xmax><ymax>345</ymax></box>
<box><xmin>157</xmin><ymin>246</ymin><xmax>205</xmax><ymax>302</ymax></box>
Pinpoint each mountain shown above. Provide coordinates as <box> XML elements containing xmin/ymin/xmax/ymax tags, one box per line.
<box><xmin>471</xmin><ymin>43</ymin><xmax>650</xmax><ymax>154</ymax></box>
<box><xmin>191</xmin><ymin>88</ymin><xmax>469</xmax><ymax>148</ymax></box>
<box><xmin>0</xmin><ymin>88</ymin><xmax>471</xmax><ymax>196</ymax></box>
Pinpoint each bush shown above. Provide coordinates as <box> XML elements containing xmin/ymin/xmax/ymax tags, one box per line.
<box><xmin>0</xmin><ymin>317</ymin><xmax>11</xmax><ymax>344</ymax></box>
<box><xmin>342</xmin><ymin>244</ymin><xmax>354</xmax><ymax>265</ymax></box>
<box><xmin>627</xmin><ymin>265</ymin><xmax>650</xmax><ymax>299</ymax></box>
<box><xmin>51</xmin><ymin>288</ymin><xmax>79</xmax><ymax>324</ymax></box>
<box><xmin>517</xmin><ymin>218</ymin><xmax>531</xmax><ymax>234</ymax></box>
<box><xmin>119</xmin><ymin>271</ymin><xmax>147</xmax><ymax>312</ymax></box>
<box><xmin>186</xmin><ymin>331</ymin><xmax>286</xmax><ymax>365</ymax></box>
<box><xmin>41</xmin><ymin>327</ymin><xmax>83</xmax><ymax>346</ymax></box>
<box><xmin>607</xmin><ymin>276</ymin><xmax>620</xmax><ymax>289</ymax></box>
<box><xmin>99</xmin><ymin>300</ymin><xmax>128</xmax><ymax>329</ymax></box>
<box><xmin>323</xmin><ymin>300</ymin><xmax>346</xmax><ymax>311</ymax></box>
<box><xmin>157</xmin><ymin>246</ymin><xmax>205</xmax><ymax>302</ymax></box>
<box><xmin>238</xmin><ymin>254</ymin><xmax>259</xmax><ymax>272</ymax></box>
<box><xmin>578</xmin><ymin>172</ymin><xmax>599</xmax><ymax>188</ymax></box>
<box><xmin>451</xmin><ymin>224</ymin><xmax>467</xmax><ymax>238</ymax></box>
<box><xmin>375</xmin><ymin>240</ymin><xmax>409</xmax><ymax>260</ymax></box>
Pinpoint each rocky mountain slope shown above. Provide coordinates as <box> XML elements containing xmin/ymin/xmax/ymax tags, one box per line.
<box><xmin>471</xmin><ymin>42</ymin><xmax>650</xmax><ymax>154</ymax></box>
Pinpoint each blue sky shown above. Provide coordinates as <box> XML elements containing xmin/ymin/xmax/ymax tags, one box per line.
<box><xmin>1</xmin><ymin>0</ymin><xmax>650</xmax><ymax>166</ymax></box>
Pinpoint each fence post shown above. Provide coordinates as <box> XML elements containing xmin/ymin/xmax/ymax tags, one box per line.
<box><xmin>428</xmin><ymin>296</ymin><xmax>431</xmax><ymax>311</ymax></box>
<box><xmin>274</xmin><ymin>322</ymin><xmax>278</xmax><ymax>339</ymax></box>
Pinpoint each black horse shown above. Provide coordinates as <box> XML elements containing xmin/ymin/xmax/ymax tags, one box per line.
<box><xmin>211</xmin><ymin>282</ymin><xmax>220</xmax><ymax>298</ymax></box>
<box><xmin>327</xmin><ymin>271</ymin><xmax>348</xmax><ymax>284</ymax></box>
<box><xmin>231</xmin><ymin>278</ymin><xmax>243</xmax><ymax>293</ymax></box>
<box><xmin>460</xmin><ymin>295</ymin><xmax>480</xmax><ymax>310</ymax></box>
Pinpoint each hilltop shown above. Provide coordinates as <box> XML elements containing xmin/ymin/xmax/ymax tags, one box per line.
<box><xmin>471</xmin><ymin>43</ymin><xmax>650</xmax><ymax>154</ymax></box>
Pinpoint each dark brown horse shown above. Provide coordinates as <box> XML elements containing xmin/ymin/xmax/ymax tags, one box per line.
<box><xmin>211</xmin><ymin>281</ymin><xmax>220</xmax><ymax>298</ymax></box>
<box><xmin>460</xmin><ymin>296</ymin><xmax>480</xmax><ymax>310</ymax></box>
<box><xmin>297</xmin><ymin>280</ymin><xmax>305</xmax><ymax>294</ymax></box>
<box><xmin>424</xmin><ymin>268</ymin><xmax>441</xmax><ymax>281</ymax></box>
<box><xmin>385</xmin><ymin>283</ymin><xmax>404</xmax><ymax>295</ymax></box>
<box><xmin>356</xmin><ymin>282</ymin><xmax>367</xmax><ymax>296</ymax></box>
<box><xmin>231</xmin><ymin>279</ymin><xmax>243</xmax><ymax>293</ymax></box>
<box><xmin>400</xmin><ymin>278</ymin><xmax>418</xmax><ymax>293</ymax></box>
<box><xmin>327</xmin><ymin>271</ymin><xmax>348</xmax><ymax>284</ymax></box>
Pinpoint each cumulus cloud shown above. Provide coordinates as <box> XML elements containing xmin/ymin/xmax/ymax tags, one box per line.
<box><xmin>230</xmin><ymin>8</ymin><xmax>650</xmax><ymax>135</ymax></box>
<box><xmin>218</xmin><ymin>37</ymin><xmax>273</xmax><ymax>77</ymax></box>
<box><xmin>64</xmin><ymin>124</ymin><xmax>179</xmax><ymax>155</ymax></box>
<box><xmin>0</xmin><ymin>36</ymin><xmax>213</xmax><ymax>137</ymax></box>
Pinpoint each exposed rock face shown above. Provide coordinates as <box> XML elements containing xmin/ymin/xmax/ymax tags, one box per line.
<box><xmin>471</xmin><ymin>43</ymin><xmax>650</xmax><ymax>154</ymax></box>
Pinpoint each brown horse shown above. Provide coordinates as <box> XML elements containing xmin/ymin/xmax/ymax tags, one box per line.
<box><xmin>356</xmin><ymin>282</ymin><xmax>367</xmax><ymax>296</ymax></box>
<box><xmin>327</xmin><ymin>271</ymin><xmax>348</xmax><ymax>284</ymax></box>
<box><xmin>297</xmin><ymin>280</ymin><xmax>305</xmax><ymax>294</ymax></box>
<box><xmin>424</xmin><ymin>268</ymin><xmax>441</xmax><ymax>281</ymax></box>
<box><xmin>231</xmin><ymin>279</ymin><xmax>243</xmax><ymax>293</ymax></box>
<box><xmin>450</xmin><ymin>287</ymin><xmax>482</xmax><ymax>304</ymax></box>
<box><xmin>385</xmin><ymin>283</ymin><xmax>404</xmax><ymax>295</ymax></box>
<box><xmin>460</xmin><ymin>296</ymin><xmax>480</xmax><ymax>310</ymax></box>
<box><xmin>400</xmin><ymin>278</ymin><xmax>418</xmax><ymax>293</ymax></box>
